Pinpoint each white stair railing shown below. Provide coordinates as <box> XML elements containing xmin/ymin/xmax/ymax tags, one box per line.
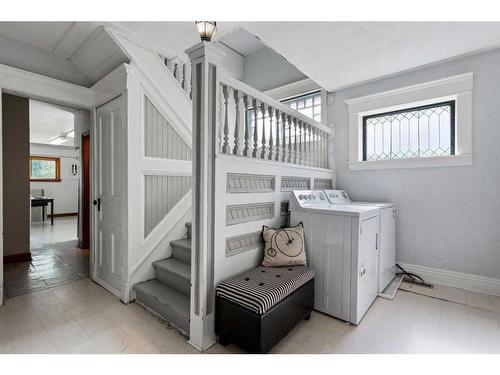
<box><xmin>187</xmin><ymin>42</ymin><xmax>335</xmax><ymax>352</ymax></box>
<box><xmin>218</xmin><ymin>71</ymin><xmax>332</xmax><ymax>168</ymax></box>
<box><xmin>165</xmin><ymin>56</ymin><xmax>192</xmax><ymax>98</ymax></box>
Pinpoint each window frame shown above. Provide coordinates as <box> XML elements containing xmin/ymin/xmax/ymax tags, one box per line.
<box><xmin>281</xmin><ymin>90</ymin><xmax>322</xmax><ymax>123</ymax></box>
<box><xmin>29</xmin><ymin>156</ymin><xmax>61</xmax><ymax>182</ymax></box>
<box><xmin>361</xmin><ymin>100</ymin><xmax>456</xmax><ymax>162</ymax></box>
<box><xmin>345</xmin><ymin>73</ymin><xmax>473</xmax><ymax>171</ymax></box>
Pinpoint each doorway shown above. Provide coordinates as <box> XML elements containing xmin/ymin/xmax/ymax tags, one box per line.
<box><xmin>2</xmin><ymin>94</ymin><xmax>92</xmax><ymax>298</ymax></box>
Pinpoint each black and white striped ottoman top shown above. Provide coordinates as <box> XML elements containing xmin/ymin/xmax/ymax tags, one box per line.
<box><xmin>216</xmin><ymin>265</ymin><xmax>315</xmax><ymax>314</ymax></box>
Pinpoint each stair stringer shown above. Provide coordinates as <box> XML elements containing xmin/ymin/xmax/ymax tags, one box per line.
<box><xmin>130</xmin><ymin>191</ymin><xmax>192</xmax><ymax>290</ymax></box>
<box><xmin>104</xmin><ymin>27</ymin><xmax>195</xmax><ymax>303</ymax></box>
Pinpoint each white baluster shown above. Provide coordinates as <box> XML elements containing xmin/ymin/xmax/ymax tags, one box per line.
<box><xmin>260</xmin><ymin>103</ymin><xmax>267</xmax><ymax>159</ymax></box>
<box><xmin>323</xmin><ymin>132</ymin><xmax>327</xmax><ymax>168</ymax></box>
<box><xmin>243</xmin><ymin>95</ymin><xmax>250</xmax><ymax>157</ymax></box>
<box><xmin>252</xmin><ymin>99</ymin><xmax>259</xmax><ymax>158</ymax></box>
<box><xmin>298</xmin><ymin>120</ymin><xmax>304</xmax><ymax>165</ymax></box>
<box><xmin>275</xmin><ymin>109</ymin><xmax>281</xmax><ymax>162</ymax></box>
<box><xmin>268</xmin><ymin>106</ymin><xmax>274</xmax><ymax>160</ymax></box>
<box><xmin>281</xmin><ymin>112</ymin><xmax>287</xmax><ymax>163</ymax></box>
<box><xmin>305</xmin><ymin>122</ymin><xmax>309</xmax><ymax>166</ymax></box>
<box><xmin>218</xmin><ymin>84</ymin><xmax>225</xmax><ymax>153</ymax></box>
<box><xmin>316</xmin><ymin>127</ymin><xmax>320</xmax><ymax>167</ymax></box>
<box><xmin>222</xmin><ymin>85</ymin><xmax>230</xmax><ymax>154</ymax></box>
<box><xmin>287</xmin><ymin>115</ymin><xmax>292</xmax><ymax>163</ymax></box>
<box><xmin>185</xmin><ymin>62</ymin><xmax>192</xmax><ymax>97</ymax></box>
<box><xmin>181</xmin><ymin>63</ymin><xmax>186</xmax><ymax>92</ymax></box>
<box><xmin>307</xmin><ymin>124</ymin><xmax>312</xmax><ymax>166</ymax></box>
<box><xmin>293</xmin><ymin>118</ymin><xmax>298</xmax><ymax>164</ymax></box>
<box><xmin>312</xmin><ymin>127</ymin><xmax>318</xmax><ymax>167</ymax></box>
<box><xmin>233</xmin><ymin>89</ymin><xmax>243</xmax><ymax>156</ymax></box>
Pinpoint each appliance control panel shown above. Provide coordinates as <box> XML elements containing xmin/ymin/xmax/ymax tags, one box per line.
<box><xmin>292</xmin><ymin>190</ymin><xmax>328</xmax><ymax>208</ymax></box>
<box><xmin>324</xmin><ymin>189</ymin><xmax>351</xmax><ymax>204</ymax></box>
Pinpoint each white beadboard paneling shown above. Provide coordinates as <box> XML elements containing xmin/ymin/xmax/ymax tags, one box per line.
<box><xmin>144</xmin><ymin>175</ymin><xmax>191</xmax><ymax>237</ymax></box>
<box><xmin>144</xmin><ymin>96</ymin><xmax>191</xmax><ymax>160</ymax></box>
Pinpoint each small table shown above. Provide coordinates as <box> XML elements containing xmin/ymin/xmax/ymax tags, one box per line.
<box><xmin>31</xmin><ymin>197</ymin><xmax>54</xmax><ymax>226</ymax></box>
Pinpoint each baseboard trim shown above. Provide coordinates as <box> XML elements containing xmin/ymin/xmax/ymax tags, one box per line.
<box><xmin>4</xmin><ymin>252</ymin><xmax>32</xmax><ymax>264</ymax></box>
<box><xmin>398</xmin><ymin>262</ymin><xmax>500</xmax><ymax>296</ymax></box>
<box><xmin>47</xmin><ymin>212</ymin><xmax>78</xmax><ymax>218</ymax></box>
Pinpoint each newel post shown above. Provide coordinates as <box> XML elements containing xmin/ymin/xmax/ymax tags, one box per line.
<box><xmin>186</xmin><ymin>42</ymin><xmax>225</xmax><ymax>351</ymax></box>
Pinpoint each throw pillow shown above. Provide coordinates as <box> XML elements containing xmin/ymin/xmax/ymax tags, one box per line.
<box><xmin>261</xmin><ymin>222</ymin><xmax>307</xmax><ymax>267</ymax></box>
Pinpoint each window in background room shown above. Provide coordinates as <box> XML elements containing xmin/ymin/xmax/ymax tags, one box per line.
<box><xmin>362</xmin><ymin>100</ymin><xmax>455</xmax><ymax>161</ymax></box>
<box><xmin>246</xmin><ymin>91</ymin><xmax>322</xmax><ymax>149</ymax></box>
<box><xmin>30</xmin><ymin>156</ymin><xmax>61</xmax><ymax>182</ymax></box>
<box><xmin>282</xmin><ymin>91</ymin><xmax>321</xmax><ymax>123</ymax></box>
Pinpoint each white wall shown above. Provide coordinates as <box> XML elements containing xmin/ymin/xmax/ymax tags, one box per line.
<box><xmin>242</xmin><ymin>46</ymin><xmax>307</xmax><ymax>92</ymax></box>
<box><xmin>30</xmin><ymin>144</ymin><xmax>79</xmax><ymax>220</ymax></box>
<box><xmin>216</xmin><ymin>42</ymin><xmax>244</xmax><ymax>81</ymax></box>
<box><xmin>329</xmin><ymin>48</ymin><xmax>500</xmax><ymax>280</ymax></box>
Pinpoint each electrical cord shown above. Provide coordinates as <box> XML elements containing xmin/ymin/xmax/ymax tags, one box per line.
<box><xmin>396</xmin><ymin>263</ymin><xmax>434</xmax><ymax>288</ymax></box>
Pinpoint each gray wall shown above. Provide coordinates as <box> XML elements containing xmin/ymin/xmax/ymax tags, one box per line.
<box><xmin>329</xmin><ymin>48</ymin><xmax>500</xmax><ymax>280</ymax></box>
<box><xmin>2</xmin><ymin>93</ymin><xmax>30</xmax><ymax>258</ymax></box>
<box><xmin>243</xmin><ymin>47</ymin><xmax>307</xmax><ymax>92</ymax></box>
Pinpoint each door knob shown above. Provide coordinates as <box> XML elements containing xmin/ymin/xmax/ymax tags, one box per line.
<box><xmin>93</xmin><ymin>198</ymin><xmax>101</xmax><ymax>211</ymax></box>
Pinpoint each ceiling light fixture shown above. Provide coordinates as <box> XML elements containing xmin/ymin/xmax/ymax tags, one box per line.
<box><xmin>195</xmin><ymin>21</ymin><xmax>217</xmax><ymax>42</ymax></box>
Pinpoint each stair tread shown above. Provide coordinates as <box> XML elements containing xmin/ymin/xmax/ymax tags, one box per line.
<box><xmin>170</xmin><ymin>238</ymin><xmax>191</xmax><ymax>250</ymax></box>
<box><xmin>133</xmin><ymin>280</ymin><xmax>190</xmax><ymax>317</ymax></box>
<box><xmin>153</xmin><ymin>258</ymin><xmax>191</xmax><ymax>280</ymax></box>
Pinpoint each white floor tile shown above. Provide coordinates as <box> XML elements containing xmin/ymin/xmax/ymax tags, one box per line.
<box><xmin>2</xmin><ymin>274</ymin><xmax>500</xmax><ymax>354</ymax></box>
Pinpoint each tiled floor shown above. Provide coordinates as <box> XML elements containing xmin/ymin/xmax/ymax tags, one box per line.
<box><xmin>30</xmin><ymin>216</ymin><xmax>78</xmax><ymax>247</ymax></box>
<box><xmin>3</xmin><ymin>217</ymin><xmax>89</xmax><ymax>298</ymax></box>
<box><xmin>1</xmin><ymin>277</ymin><xmax>499</xmax><ymax>354</ymax></box>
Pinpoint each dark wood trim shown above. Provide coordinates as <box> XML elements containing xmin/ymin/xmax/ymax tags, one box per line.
<box><xmin>47</xmin><ymin>212</ymin><xmax>77</xmax><ymax>218</ymax></box>
<box><xmin>82</xmin><ymin>133</ymin><xmax>90</xmax><ymax>249</ymax></box>
<box><xmin>30</xmin><ymin>178</ymin><xmax>62</xmax><ymax>182</ymax></box>
<box><xmin>4</xmin><ymin>252</ymin><xmax>32</xmax><ymax>264</ymax></box>
<box><xmin>29</xmin><ymin>155</ymin><xmax>61</xmax><ymax>182</ymax></box>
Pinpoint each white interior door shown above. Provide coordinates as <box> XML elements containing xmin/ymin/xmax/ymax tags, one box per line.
<box><xmin>94</xmin><ymin>96</ymin><xmax>124</xmax><ymax>295</ymax></box>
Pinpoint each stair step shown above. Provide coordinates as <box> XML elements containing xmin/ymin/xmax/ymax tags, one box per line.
<box><xmin>153</xmin><ymin>258</ymin><xmax>191</xmax><ymax>295</ymax></box>
<box><xmin>133</xmin><ymin>280</ymin><xmax>190</xmax><ymax>334</ymax></box>
<box><xmin>185</xmin><ymin>222</ymin><xmax>191</xmax><ymax>239</ymax></box>
<box><xmin>171</xmin><ymin>238</ymin><xmax>191</xmax><ymax>264</ymax></box>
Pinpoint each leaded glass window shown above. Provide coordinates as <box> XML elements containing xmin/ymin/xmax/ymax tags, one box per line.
<box><xmin>362</xmin><ymin>101</ymin><xmax>455</xmax><ymax>161</ymax></box>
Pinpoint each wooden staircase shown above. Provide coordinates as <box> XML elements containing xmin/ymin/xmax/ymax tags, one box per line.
<box><xmin>133</xmin><ymin>222</ymin><xmax>192</xmax><ymax>335</ymax></box>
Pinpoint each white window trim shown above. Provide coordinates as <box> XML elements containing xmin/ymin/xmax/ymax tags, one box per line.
<box><xmin>345</xmin><ymin>72</ymin><xmax>473</xmax><ymax>171</ymax></box>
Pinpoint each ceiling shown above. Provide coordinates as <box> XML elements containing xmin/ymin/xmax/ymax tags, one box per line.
<box><xmin>3</xmin><ymin>22</ymin><xmax>500</xmax><ymax>91</ymax></box>
<box><xmin>30</xmin><ymin>100</ymin><xmax>76</xmax><ymax>146</ymax></box>
<box><xmin>217</xmin><ymin>28</ymin><xmax>264</xmax><ymax>56</ymax></box>
<box><xmin>112</xmin><ymin>21</ymin><xmax>500</xmax><ymax>91</ymax></box>
<box><xmin>0</xmin><ymin>22</ymin><xmax>129</xmax><ymax>86</ymax></box>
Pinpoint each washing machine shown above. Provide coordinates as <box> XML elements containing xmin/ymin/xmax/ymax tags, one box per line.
<box><xmin>289</xmin><ymin>190</ymin><xmax>379</xmax><ymax>325</ymax></box>
<box><xmin>324</xmin><ymin>190</ymin><xmax>396</xmax><ymax>294</ymax></box>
